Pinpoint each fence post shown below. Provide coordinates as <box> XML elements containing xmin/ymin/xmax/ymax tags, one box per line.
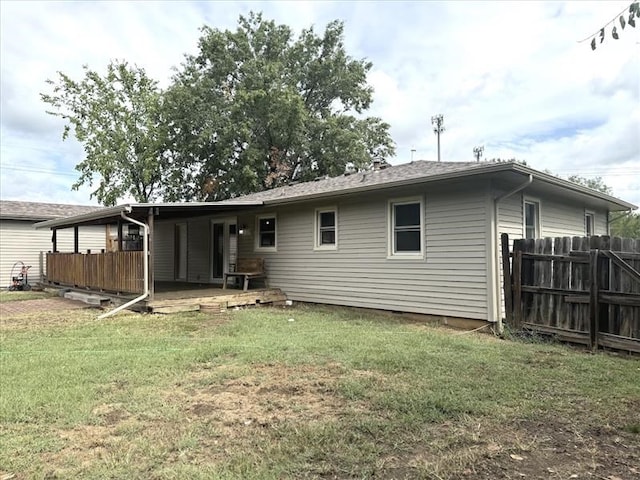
<box><xmin>589</xmin><ymin>249</ymin><xmax>599</xmax><ymax>351</ymax></box>
<box><xmin>501</xmin><ymin>233</ymin><xmax>513</xmax><ymax>327</ymax></box>
<box><xmin>513</xmin><ymin>247</ymin><xmax>523</xmax><ymax>330</ymax></box>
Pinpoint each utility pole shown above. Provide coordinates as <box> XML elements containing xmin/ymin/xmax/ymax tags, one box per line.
<box><xmin>473</xmin><ymin>146</ymin><xmax>484</xmax><ymax>162</ymax></box>
<box><xmin>431</xmin><ymin>114</ymin><xmax>445</xmax><ymax>162</ymax></box>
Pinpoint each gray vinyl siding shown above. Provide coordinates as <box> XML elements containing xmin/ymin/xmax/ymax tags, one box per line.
<box><xmin>186</xmin><ymin>219</ymin><xmax>209</xmax><ymax>282</ymax></box>
<box><xmin>238</xmin><ymin>184</ymin><xmax>490</xmax><ymax>320</ymax></box>
<box><xmin>497</xmin><ymin>192</ymin><xmax>609</xmax><ymax>241</ymax></box>
<box><xmin>153</xmin><ymin>221</ymin><xmax>175</xmax><ymax>281</ymax></box>
<box><xmin>0</xmin><ymin>221</ymin><xmax>105</xmax><ymax>287</ymax></box>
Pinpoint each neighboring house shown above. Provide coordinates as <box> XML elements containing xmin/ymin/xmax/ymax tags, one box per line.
<box><xmin>0</xmin><ymin>201</ymin><xmax>106</xmax><ymax>288</ymax></box>
<box><xmin>34</xmin><ymin>161</ymin><xmax>636</xmax><ymax>324</ymax></box>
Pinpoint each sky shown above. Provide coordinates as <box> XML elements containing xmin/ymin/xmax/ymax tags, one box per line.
<box><xmin>1</xmin><ymin>0</ymin><xmax>639</xmax><ymax>207</ymax></box>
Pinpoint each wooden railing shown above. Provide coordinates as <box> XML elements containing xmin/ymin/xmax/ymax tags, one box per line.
<box><xmin>46</xmin><ymin>252</ymin><xmax>144</xmax><ymax>294</ymax></box>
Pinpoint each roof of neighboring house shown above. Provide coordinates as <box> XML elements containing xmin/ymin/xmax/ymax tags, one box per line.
<box><xmin>0</xmin><ymin>200</ymin><xmax>101</xmax><ymax>221</ymax></box>
<box><xmin>220</xmin><ymin>160</ymin><xmax>638</xmax><ymax>210</ymax></box>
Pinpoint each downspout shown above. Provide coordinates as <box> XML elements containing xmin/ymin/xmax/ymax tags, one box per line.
<box><xmin>492</xmin><ymin>174</ymin><xmax>533</xmax><ymax>334</ymax></box>
<box><xmin>98</xmin><ymin>209</ymin><xmax>149</xmax><ymax>319</ymax></box>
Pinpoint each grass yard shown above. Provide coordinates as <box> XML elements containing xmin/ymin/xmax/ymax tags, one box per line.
<box><xmin>0</xmin><ymin>290</ymin><xmax>54</xmax><ymax>303</ymax></box>
<box><xmin>1</xmin><ymin>303</ymin><xmax>639</xmax><ymax>479</ymax></box>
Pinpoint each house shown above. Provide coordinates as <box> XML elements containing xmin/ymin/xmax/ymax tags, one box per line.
<box><xmin>34</xmin><ymin>161</ymin><xmax>636</xmax><ymax>324</ymax></box>
<box><xmin>0</xmin><ymin>201</ymin><xmax>106</xmax><ymax>288</ymax></box>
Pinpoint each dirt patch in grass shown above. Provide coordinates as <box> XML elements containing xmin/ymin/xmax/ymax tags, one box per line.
<box><xmin>0</xmin><ymin>302</ymin><xmax>142</xmax><ymax>331</ymax></box>
<box><xmin>43</xmin><ymin>362</ymin><xmax>374</xmax><ymax>474</ymax></box>
<box><xmin>386</xmin><ymin>404</ymin><xmax>640</xmax><ymax>480</ymax></box>
<box><xmin>173</xmin><ymin>362</ymin><xmax>364</xmax><ymax>433</ymax></box>
<box><xmin>0</xmin><ymin>298</ymin><xmax>92</xmax><ymax>329</ymax></box>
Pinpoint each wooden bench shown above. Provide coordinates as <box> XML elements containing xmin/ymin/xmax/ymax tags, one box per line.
<box><xmin>222</xmin><ymin>258</ymin><xmax>267</xmax><ymax>291</ymax></box>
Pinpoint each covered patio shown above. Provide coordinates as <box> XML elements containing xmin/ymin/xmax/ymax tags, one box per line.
<box><xmin>35</xmin><ymin>202</ymin><xmax>286</xmax><ymax>315</ymax></box>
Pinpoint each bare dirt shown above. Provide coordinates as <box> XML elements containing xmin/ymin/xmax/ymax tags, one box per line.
<box><xmin>0</xmin><ymin>296</ymin><xmax>88</xmax><ymax>316</ymax></box>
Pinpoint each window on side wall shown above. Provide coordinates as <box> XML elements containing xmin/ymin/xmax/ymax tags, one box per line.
<box><xmin>256</xmin><ymin>215</ymin><xmax>276</xmax><ymax>251</ymax></box>
<box><xmin>524</xmin><ymin>199</ymin><xmax>540</xmax><ymax>239</ymax></box>
<box><xmin>585</xmin><ymin>212</ymin><xmax>595</xmax><ymax>236</ymax></box>
<box><xmin>315</xmin><ymin>208</ymin><xmax>337</xmax><ymax>250</ymax></box>
<box><xmin>389</xmin><ymin>198</ymin><xmax>424</xmax><ymax>257</ymax></box>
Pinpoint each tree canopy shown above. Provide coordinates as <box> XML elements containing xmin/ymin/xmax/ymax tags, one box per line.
<box><xmin>566</xmin><ymin>175</ymin><xmax>639</xmax><ymax>238</ymax></box>
<box><xmin>41</xmin><ymin>61</ymin><xmax>167</xmax><ymax>206</ymax></box>
<box><xmin>42</xmin><ymin>14</ymin><xmax>394</xmax><ymax>204</ymax></box>
<box><xmin>162</xmin><ymin>12</ymin><xmax>395</xmax><ymax>201</ymax></box>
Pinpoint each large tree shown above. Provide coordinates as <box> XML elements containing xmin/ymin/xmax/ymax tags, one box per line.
<box><xmin>163</xmin><ymin>12</ymin><xmax>395</xmax><ymax>201</ymax></box>
<box><xmin>41</xmin><ymin>61</ymin><xmax>167</xmax><ymax>205</ymax></box>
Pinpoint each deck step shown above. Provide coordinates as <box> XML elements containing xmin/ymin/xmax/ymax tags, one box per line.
<box><xmin>64</xmin><ymin>291</ymin><xmax>111</xmax><ymax>306</ymax></box>
<box><xmin>148</xmin><ymin>288</ymin><xmax>287</xmax><ymax>314</ymax></box>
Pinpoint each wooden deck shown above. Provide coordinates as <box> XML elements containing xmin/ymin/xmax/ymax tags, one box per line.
<box><xmin>146</xmin><ymin>285</ymin><xmax>287</xmax><ymax>314</ymax></box>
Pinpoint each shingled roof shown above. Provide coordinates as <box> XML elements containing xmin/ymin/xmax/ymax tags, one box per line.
<box><xmin>221</xmin><ymin>160</ymin><xmax>489</xmax><ymax>204</ymax></box>
<box><xmin>0</xmin><ymin>200</ymin><xmax>101</xmax><ymax>221</ymax></box>
<box><xmin>217</xmin><ymin>159</ymin><xmax>636</xmax><ymax>210</ymax></box>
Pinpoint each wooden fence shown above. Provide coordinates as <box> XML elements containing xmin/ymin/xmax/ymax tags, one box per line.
<box><xmin>46</xmin><ymin>252</ymin><xmax>144</xmax><ymax>294</ymax></box>
<box><xmin>502</xmin><ymin>234</ymin><xmax>640</xmax><ymax>353</ymax></box>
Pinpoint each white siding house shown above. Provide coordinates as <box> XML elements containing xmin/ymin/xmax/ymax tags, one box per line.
<box><xmin>0</xmin><ymin>201</ymin><xmax>106</xmax><ymax>288</ymax></box>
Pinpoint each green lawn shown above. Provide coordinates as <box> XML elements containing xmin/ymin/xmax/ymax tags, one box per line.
<box><xmin>0</xmin><ymin>290</ymin><xmax>54</xmax><ymax>303</ymax></box>
<box><xmin>1</xmin><ymin>304</ymin><xmax>639</xmax><ymax>479</ymax></box>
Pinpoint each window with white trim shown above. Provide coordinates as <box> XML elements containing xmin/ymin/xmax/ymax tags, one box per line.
<box><xmin>524</xmin><ymin>200</ymin><xmax>540</xmax><ymax>239</ymax></box>
<box><xmin>585</xmin><ymin>212</ymin><xmax>595</xmax><ymax>236</ymax></box>
<box><xmin>256</xmin><ymin>215</ymin><xmax>276</xmax><ymax>250</ymax></box>
<box><xmin>389</xmin><ymin>198</ymin><xmax>424</xmax><ymax>257</ymax></box>
<box><xmin>315</xmin><ymin>208</ymin><xmax>337</xmax><ymax>249</ymax></box>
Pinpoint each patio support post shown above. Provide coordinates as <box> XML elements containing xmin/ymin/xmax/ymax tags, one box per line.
<box><xmin>52</xmin><ymin>229</ymin><xmax>58</xmax><ymax>253</ymax></box>
<box><xmin>147</xmin><ymin>207</ymin><xmax>155</xmax><ymax>302</ymax></box>
<box><xmin>74</xmin><ymin>226</ymin><xmax>79</xmax><ymax>253</ymax></box>
<box><xmin>117</xmin><ymin>220</ymin><xmax>123</xmax><ymax>251</ymax></box>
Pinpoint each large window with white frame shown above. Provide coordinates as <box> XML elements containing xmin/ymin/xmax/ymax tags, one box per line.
<box><xmin>524</xmin><ymin>199</ymin><xmax>540</xmax><ymax>239</ymax></box>
<box><xmin>315</xmin><ymin>208</ymin><xmax>337</xmax><ymax>250</ymax></box>
<box><xmin>585</xmin><ymin>211</ymin><xmax>595</xmax><ymax>236</ymax></box>
<box><xmin>255</xmin><ymin>214</ymin><xmax>277</xmax><ymax>251</ymax></box>
<box><xmin>389</xmin><ymin>197</ymin><xmax>424</xmax><ymax>257</ymax></box>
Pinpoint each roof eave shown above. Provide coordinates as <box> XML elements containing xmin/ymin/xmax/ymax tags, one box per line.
<box><xmin>33</xmin><ymin>201</ymin><xmax>266</xmax><ymax>229</ymax></box>
<box><xmin>34</xmin><ymin>205</ymin><xmax>131</xmax><ymax>229</ymax></box>
<box><xmin>510</xmin><ymin>164</ymin><xmax>637</xmax><ymax>211</ymax></box>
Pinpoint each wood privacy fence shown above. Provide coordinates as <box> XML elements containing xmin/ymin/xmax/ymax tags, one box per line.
<box><xmin>46</xmin><ymin>252</ymin><xmax>144</xmax><ymax>294</ymax></box>
<box><xmin>502</xmin><ymin>234</ymin><xmax>640</xmax><ymax>354</ymax></box>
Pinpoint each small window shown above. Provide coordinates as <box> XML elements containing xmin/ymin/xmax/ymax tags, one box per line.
<box><xmin>315</xmin><ymin>208</ymin><xmax>337</xmax><ymax>249</ymax></box>
<box><xmin>389</xmin><ymin>198</ymin><xmax>424</xmax><ymax>257</ymax></box>
<box><xmin>256</xmin><ymin>215</ymin><xmax>276</xmax><ymax>250</ymax></box>
<box><xmin>585</xmin><ymin>212</ymin><xmax>595</xmax><ymax>236</ymax></box>
<box><xmin>524</xmin><ymin>200</ymin><xmax>540</xmax><ymax>239</ymax></box>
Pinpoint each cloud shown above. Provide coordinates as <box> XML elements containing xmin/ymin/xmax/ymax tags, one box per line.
<box><xmin>1</xmin><ymin>0</ymin><xmax>638</xmax><ymax>208</ymax></box>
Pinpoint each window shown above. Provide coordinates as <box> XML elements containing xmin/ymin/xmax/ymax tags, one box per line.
<box><xmin>389</xmin><ymin>198</ymin><xmax>424</xmax><ymax>257</ymax></box>
<box><xmin>524</xmin><ymin>200</ymin><xmax>540</xmax><ymax>239</ymax></box>
<box><xmin>315</xmin><ymin>208</ymin><xmax>337</xmax><ymax>249</ymax></box>
<box><xmin>256</xmin><ymin>215</ymin><xmax>276</xmax><ymax>250</ymax></box>
<box><xmin>585</xmin><ymin>212</ymin><xmax>595</xmax><ymax>236</ymax></box>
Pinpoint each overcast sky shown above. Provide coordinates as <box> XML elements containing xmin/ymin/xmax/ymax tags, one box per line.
<box><xmin>1</xmin><ymin>0</ymin><xmax>638</xmax><ymax>207</ymax></box>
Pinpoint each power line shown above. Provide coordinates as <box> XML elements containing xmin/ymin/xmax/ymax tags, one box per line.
<box><xmin>0</xmin><ymin>164</ymin><xmax>78</xmax><ymax>177</ymax></box>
